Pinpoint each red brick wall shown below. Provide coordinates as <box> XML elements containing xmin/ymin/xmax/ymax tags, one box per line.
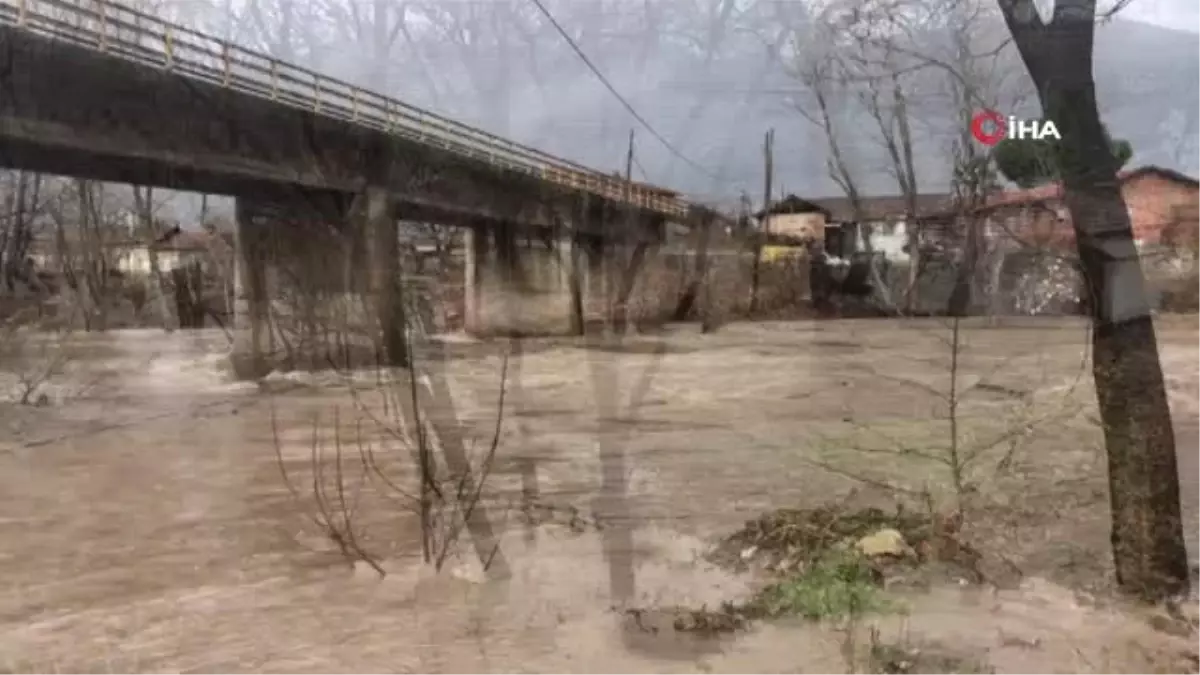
<box><xmin>989</xmin><ymin>203</ymin><xmax>1073</xmax><ymax>249</ymax></box>
<box><xmin>990</xmin><ymin>173</ymin><xmax>1199</xmax><ymax>250</ymax></box>
<box><xmin>1122</xmin><ymin>173</ymin><xmax>1199</xmax><ymax>245</ymax></box>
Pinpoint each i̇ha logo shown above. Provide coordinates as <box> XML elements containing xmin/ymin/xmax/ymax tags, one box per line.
<box><xmin>970</xmin><ymin>109</ymin><xmax>1061</xmax><ymax>146</ymax></box>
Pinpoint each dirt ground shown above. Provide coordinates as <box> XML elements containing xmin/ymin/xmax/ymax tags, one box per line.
<box><xmin>0</xmin><ymin>316</ymin><xmax>1197</xmax><ymax>672</ymax></box>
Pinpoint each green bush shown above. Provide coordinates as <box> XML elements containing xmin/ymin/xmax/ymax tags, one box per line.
<box><xmin>749</xmin><ymin>552</ymin><xmax>890</xmax><ymax>620</ymax></box>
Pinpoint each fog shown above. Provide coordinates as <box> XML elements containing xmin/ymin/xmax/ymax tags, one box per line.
<box><xmin>138</xmin><ymin>0</ymin><xmax>1198</xmax><ymax>221</ymax></box>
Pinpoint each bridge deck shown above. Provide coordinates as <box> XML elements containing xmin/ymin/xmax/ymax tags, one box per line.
<box><xmin>0</xmin><ymin>0</ymin><xmax>690</xmax><ymax>229</ymax></box>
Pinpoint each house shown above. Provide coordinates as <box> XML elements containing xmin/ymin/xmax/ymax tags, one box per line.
<box><xmin>754</xmin><ymin>195</ymin><xmax>832</xmax><ymax>243</ymax></box>
<box><xmin>807</xmin><ymin>193</ymin><xmax>959</xmax><ymax>226</ymax></box>
<box><xmin>114</xmin><ymin>226</ymin><xmax>223</xmax><ymax>275</ymax></box>
<box><xmin>974</xmin><ymin>165</ymin><xmax>1200</xmax><ymax>251</ymax></box>
<box><xmin>757</xmin><ymin>193</ymin><xmax>957</xmax><ymax>262</ymax></box>
<box><xmin>28</xmin><ymin>223</ymin><xmax>231</xmax><ymax>276</ymax></box>
<box><xmin>808</xmin><ymin>193</ymin><xmax>958</xmax><ymax>261</ymax></box>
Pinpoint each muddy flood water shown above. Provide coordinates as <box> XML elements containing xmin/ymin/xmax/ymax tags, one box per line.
<box><xmin>1</xmin><ymin>318</ymin><xmax>1198</xmax><ymax>673</ymax></box>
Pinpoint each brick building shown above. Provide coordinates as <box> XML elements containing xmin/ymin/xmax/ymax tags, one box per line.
<box><xmin>977</xmin><ymin>165</ymin><xmax>1200</xmax><ymax>250</ymax></box>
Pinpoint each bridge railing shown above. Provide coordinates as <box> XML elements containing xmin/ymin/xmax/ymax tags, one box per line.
<box><xmin>0</xmin><ymin>0</ymin><xmax>688</xmax><ymax>218</ymax></box>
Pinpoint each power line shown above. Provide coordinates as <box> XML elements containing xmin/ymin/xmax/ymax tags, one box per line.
<box><xmin>632</xmin><ymin>154</ymin><xmax>652</xmax><ymax>182</ymax></box>
<box><xmin>526</xmin><ymin>0</ymin><xmax>722</xmax><ymax>184</ymax></box>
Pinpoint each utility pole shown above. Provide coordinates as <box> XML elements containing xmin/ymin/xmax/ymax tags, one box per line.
<box><xmin>611</xmin><ymin>129</ymin><xmax>647</xmax><ymax>334</ymax></box>
<box><xmin>749</xmin><ymin>128</ymin><xmax>774</xmax><ymax>314</ymax></box>
<box><xmin>625</xmin><ymin>128</ymin><xmax>635</xmax><ymax>184</ymax></box>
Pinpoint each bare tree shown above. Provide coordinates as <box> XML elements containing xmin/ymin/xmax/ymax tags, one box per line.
<box><xmin>45</xmin><ymin>181</ymin><xmax>128</xmax><ymax>331</ymax></box>
<box><xmin>245</xmin><ymin>0</ymin><xmax>300</xmax><ymax>61</ymax></box>
<box><xmin>314</xmin><ymin>0</ymin><xmax>421</xmax><ymax>93</ymax></box>
<box><xmin>785</xmin><ymin>16</ymin><xmax>863</xmax><ymax>215</ymax></box>
<box><xmin>783</xmin><ymin>0</ymin><xmax>1037</xmax><ymax>317</ymax></box>
<box><xmin>996</xmin><ymin>0</ymin><xmax>1188</xmax><ymax>601</ymax></box>
<box><xmin>0</xmin><ymin>307</ymin><xmax>77</xmax><ymax>406</ymax></box>
<box><xmin>413</xmin><ymin>1</ymin><xmax>529</xmax><ymax>133</ymax></box>
<box><xmin>832</xmin><ymin>8</ymin><xmax>926</xmax><ymax>310</ymax></box>
<box><xmin>131</xmin><ymin>186</ymin><xmax>179</xmax><ymax>331</ymax></box>
<box><xmin>927</xmin><ymin>0</ymin><xmax>1019</xmax><ymax>316</ymax></box>
<box><xmin>782</xmin><ymin>8</ymin><xmax>885</xmax><ymax>310</ymax></box>
<box><xmin>0</xmin><ymin>171</ymin><xmax>44</xmax><ymax>295</ymax></box>
<box><xmin>644</xmin><ymin>0</ymin><xmax>745</xmax><ymax>171</ymax></box>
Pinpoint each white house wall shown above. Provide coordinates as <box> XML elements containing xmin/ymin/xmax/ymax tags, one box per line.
<box><xmin>115</xmin><ymin>249</ymin><xmax>186</xmax><ymax>275</ymax></box>
<box><xmin>865</xmin><ymin>221</ymin><xmax>911</xmax><ymax>261</ymax></box>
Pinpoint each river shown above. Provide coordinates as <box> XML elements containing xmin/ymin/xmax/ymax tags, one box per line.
<box><xmin>1</xmin><ymin>320</ymin><xmax>1196</xmax><ymax>672</ymax></box>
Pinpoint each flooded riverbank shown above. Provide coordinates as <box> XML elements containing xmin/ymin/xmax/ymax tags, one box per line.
<box><xmin>1</xmin><ymin>320</ymin><xmax>1197</xmax><ymax>672</ymax></box>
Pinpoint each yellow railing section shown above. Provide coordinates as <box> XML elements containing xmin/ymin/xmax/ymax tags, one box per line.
<box><xmin>0</xmin><ymin>0</ymin><xmax>688</xmax><ymax>218</ymax></box>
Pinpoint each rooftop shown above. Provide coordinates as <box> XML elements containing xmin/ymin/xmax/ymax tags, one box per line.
<box><xmin>979</xmin><ymin>165</ymin><xmax>1199</xmax><ymax>211</ymax></box>
<box><xmin>806</xmin><ymin>193</ymin><xmax>956</xmax><ymax>223</ymax></box>
<box><xmin>754</xmin><ymin>195</ymin><xmax>831</xmax><ymax>221</ymax></box>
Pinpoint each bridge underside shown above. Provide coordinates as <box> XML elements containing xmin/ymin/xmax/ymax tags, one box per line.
<box><xmin>223</xmin><ymin>193</ymin><xmax>692</xmax><ymax>377</ymax></box>
<box><xmin>228</xmin><ymin>191</ymin><xmax>674</xmax><ymax>378</ymax></box>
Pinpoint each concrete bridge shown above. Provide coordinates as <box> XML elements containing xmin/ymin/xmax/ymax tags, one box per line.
<box><xmin>0</xmin><ymin>0</ymin><xmax>719</xmax><ymax>377</ymax></box>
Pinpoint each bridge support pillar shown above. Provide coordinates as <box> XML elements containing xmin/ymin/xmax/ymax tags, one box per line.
<box><xmin>489</xmin><ymin>222</ymin><xmax>526</xmax><ymax>335</ymax></box>
<box><xmin>567</xmin><ymin>233</ymin><xmax>585</xmax><ymax>336</ymax></box>
<box><xmin>581</xmin><ymin>234</ymin><xmax>610</xmax><ymax>328</ymax></box>
<box><xmin>464</xmin><ymin>223</ymin><xmax>578</xmax><ymax>336</ymax></box>
<box><xmin>463</xmin><ymin>222</ymin><xmax>487</xmax><ymax>334</ymax></box>
<box><xmin>356</xmin><ymin>187</ymin><xmax>407</xmax><ymax>367</ymax></box>
<box><xmin>577</xmin><ymin>213</ymin><xmax>666</xmax><ymax>334</ymax></box>
<box><xmin>231</xmin><ymin>198</ymin><xmax>272</xmax><ymax>380</ymax></box>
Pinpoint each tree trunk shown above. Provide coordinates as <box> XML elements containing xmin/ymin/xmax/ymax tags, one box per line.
<box><xmin>132</xmin><ymin>186</ymin><xmax>177</xmax><ymax>331</ymax></box>
<box><xmin>986</xmin><ymin>242</ymin><xmax>1009</xmax><ymax>319</ymax></box>
<box><xmin>611</xmin><ymin>240</ymin><xmax>651</xmax><ymax>335</ymax></box>
<box><xmin>568</xmin><ymin>233</ymin><xmax>585</xmax><ymax>336</ymax></box>
<box><xmin>75</xmin><ymin>181</ymin><xmax>106</xmax><ymax>330</ymax></box>
<box><xmin>892</xmin><ymin>80</ymin><xmax>921</xmax><ymax>314</ymax></box>
<box><xmin>999</xmin><ymin>0</ymin><xmax>1188</xmax><ymax>600</ymax></box>
<box><xmin>947</xmin><ymin>216</ymin><xmax>981</xmax><ymax>317</ymax></box>
<box><xmin>749</xmin><ymin>129</ymin><xmax>774</xmax><ymax>315</ymax></box>
<box><xmin>672</xmin><ymin>210</ymin><xmax>714</xmax><ymax>322</ymax></box>
<box><xmin>0</xmin><ymin>171</ymin><xmax>38</xmax><ymax>292</ymax></box>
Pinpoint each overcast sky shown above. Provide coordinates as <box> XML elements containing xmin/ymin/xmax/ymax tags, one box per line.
<box><xmin>1119</xmin><ymin>0</ymin><xmax>1200</xmax><ymax>32</ymax></box>
<box><xmin>157</xmin><ymin>0</ymin><xmax>1200</xmax><ymax>221</ymax></box>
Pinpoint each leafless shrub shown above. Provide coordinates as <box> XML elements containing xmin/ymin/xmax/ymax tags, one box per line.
<box><xmin>0</xmin><ymin>307</ymin><xmax>78</xmax><ymax>406</ymax></box>
<box><xmin>806</xmin><ymin>317</ymin><xmax>1090</xmax><ymax>517</ymax></box>
<box><xmin>269</xmin><ymin>272</ymin><xmax>513</xmax><ymax>579</ymax></box>
<box><xmin>271</xmin><ymin>403</ymin><xmax>385</xmax><ymax>574</ymax></box>
<box><xmin>374</xmin><ymin>343</ymin><xmax>511</xmax><ymax>572</ymax></box>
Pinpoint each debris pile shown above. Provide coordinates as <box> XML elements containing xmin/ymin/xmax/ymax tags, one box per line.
<box><xmin>708</xmin><ymin>504</ymin><xmax>937</xmax><ymax>577</ymax></box>
<box><xmin>627</xmin><ymin>503</ymin><xmax>1013</xmax><ymax>636</ymax></box>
